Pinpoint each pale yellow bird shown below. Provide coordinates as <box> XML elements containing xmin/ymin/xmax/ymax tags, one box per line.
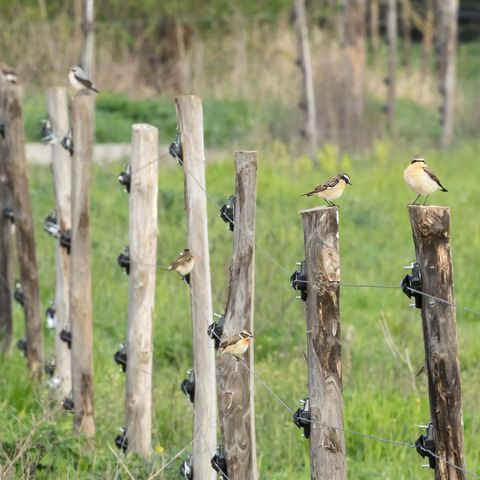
<box><xmin>218</xmin><ymin>330</ymin><xmax>253</xmax><ymax>359</ymax></box>
<box><xmin>404</xmin><ymin>154</ymin><xmax>447</xmax><ymax>205</ymax></box>
<box><xmin>168</xmin><ymin>249</ymin><xmax>195</xmax><ymax>284</ymax></box>
<box><xmin>301</xmin><ymin>173</ymin><xmax>352</xmax><ymax>206</ymax></box>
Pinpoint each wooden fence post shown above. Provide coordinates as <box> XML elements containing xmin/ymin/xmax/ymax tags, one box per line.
<box><xmin>125</xmin><ymin>124</ymin><xmax>158</xmax><ymax>458</ymax></box>
<box><xmin>435</xmin><ymin>0</ymin><xmax>459</xmax><ymax>147</ymax></box>
<box><xmin>300</xmin><ymin>206</ymin><xmax>346</xmax><ymax>480</ymax></box>
<box><xmin>47</xmin><ymin>87</ymin><xmax>72</xmax><ymax>398</ymax></box>
<box><xmin>70</xmin><ymin>94</ymin><xmax>95</xmax><ymax>436</ymax></box>
<box><xmin>176</xmin><ymin>95</ymin><xmax>216</xmax><ymax>480</ymax></box>
<box><xmin>294</xmin><ymin>0</ymin><xmax>318</xmax><ymax>157</ymax></box>
<box><xmin>386</xmin><ymin>0</ymin><xmax>397</xmax><ymax>130</ymax></box>
<box><xmin>81</xmin><ymin>0</ymin><xmax>95</xmax><ymax>80</ymax></box>
<box><xmin>0</xmin><ymin>86</ymin><xmax>43</xmax><ymax>375</ymax></box>
<box><xmin>0</xmin><ymin>89</ymin><xmax>14</xmax><ymax>354</ymax></box>
<box><xmin>217</xmin><ymin>151</ymin><xmax>258</xmax><ymax>480</ymax></box>
<box><xmin>408</xmin><ymin>205</ymin><xmax>465</xmax><ymax>479</ymax></box>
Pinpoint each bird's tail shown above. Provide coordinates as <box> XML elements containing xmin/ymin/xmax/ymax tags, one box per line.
<box><xmin>92</xmin><ymin>86</ymin><xmax>100</xmax><ymax>94</ymax></box>
<box><xmin>300</xmin><ymin>192</ymin><xmax>312</xmax><ymax>197</ymax></box>
<box><xmin>440</xmin><ymin>186</ymin><xmax>448</xmax><ymax>192</ymax></box>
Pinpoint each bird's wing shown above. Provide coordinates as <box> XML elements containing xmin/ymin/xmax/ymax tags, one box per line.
<box><xmin>169</xmin><ymin>256</ymin><xmax>185</xmax><ymax>270</ymax></box>
<box><xmin>423</xmin><ymin>166</ymin><xmax>447</xmax><ymax>191</ymax></box>
<box><xmin>74</xmin><ymin>73</ymin><xmax>94</xmax><ymax>89</ymax></box>
<box><xmin>304</xmin><ymin>176</ymin><xmax>339</xmax><ymax>195</ymax></box>
<box><xmin>219</xmin><ymin>334</ymin><xmax>241</xmax><ymax>349</ymax></box>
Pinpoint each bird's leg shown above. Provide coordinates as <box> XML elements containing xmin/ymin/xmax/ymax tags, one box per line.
<box><xmin>323</xmin><ymin>199</ymin><xmax>331</xmax><ymax>207</ymax></box>
<box><xmin>412</xmin><ymin>194</ymin><xmax>421</xmax><ymax>205</ymax></box>
<box><xmin>423</xmin><ymin>195</ymin><xmax>430</xmax><ymax>206</ymax></box>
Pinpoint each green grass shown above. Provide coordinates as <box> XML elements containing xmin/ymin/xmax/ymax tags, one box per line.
<box><xmin>1</xmin><ymin>138</ymin><xmax>480</xmax><ymax>478</ymax></box>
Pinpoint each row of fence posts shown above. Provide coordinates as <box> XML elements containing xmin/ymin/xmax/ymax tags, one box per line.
<box><xmin>0</xmin><ymin>81</ymin><xmax>468</xmax><ymax>479</ymax></box>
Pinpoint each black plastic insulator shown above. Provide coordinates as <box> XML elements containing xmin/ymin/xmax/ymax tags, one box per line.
<box><xmin>290</xmin><ymin>261</ymin><xmax>308</xmax><ymax>301</ymax></box>
<box><xmin>293</xmin><ymin>397</ymin><xmax>311</xmax><ymax>439</ymax></box>
<box><xmin>181</xmin><ymin>370</ymin><xmax>195</xmax><ymax>403</ymax></box>
<box><xmin>117</xmin><ymin>246</ymin><xmax>130</xmax><ymax>275</ymax></box>
<box><xmin>60</xmin><ymin>230</ymin><xmax>71</xmax><ymax>254</ymax></box>
<box><xmin>401</xmin><ymin>262</ymin><xmax>422</xmax><ymax>308</ymax></box>
<box><xmin>62</xmin><ymin>396</ymin><xmax>74</xmax><ymax>411</ymax></box>
<box><xmin>59</xmin><ymin>329</ymin><xmax>72</xmax><ymax>349</ymax></box>
<box><xmin>114</xmin><ymin>346</ymin><xmax>127</xmax><ymax>372</ymax></box>
<box><xmin>180</xmin><ymin>454</ymin><xmax>193</xmax><ymax>479</ymax></box>
<box><xmin>211</xmin><ymin>445</ymin><xmax>228</xmax><ymax>480</ymax></box>
<box><xmin>16</xmin><ymin>338</ymin><xmax>27</xmax><ymax>356</ymax></box>
<box><xmin>61</xmin><ymin>131</ymin><xmax>73</xmax><ymax>156</ymax></box>
<box><xmin>13</xmin><ymin>282</ymin><xmax>24</xmax><ymax>307</ymax></box>
<box><xmin>219</xmin><ymin>196</ymin><xmax>235</xmax><ymax>231</ymax></box>
<box><xmin>118</xmin><ymin>165</ymin><xmax>131</xmax><ymax>193</ymax></box>
<box><xmin>115</xmin><ymin>428</ymin><xmax>128</xmax><ymax>452</ymax></box>
<box><xmin>44</xmin><ymin>359</ymin><xmax>56</xmax><ymax>377</ymax></box>
<box><xmin>3</xmin><ymin>207</ymin><xmax>14</xmax><ymax>223</ymax></box>
<box><xmin>169</xmin><ymin>131</ymin><xmax>183</xmax><ymax>165</ymax></box>
<box><xmin>207</xmin><ymin>314</ymin><xmax>225</xmax><ymax>350</ymax></box>
<box><xmin>415</xmin><ymin>423</ymin><xmax>436</xmax><ymax>469</ymax></box>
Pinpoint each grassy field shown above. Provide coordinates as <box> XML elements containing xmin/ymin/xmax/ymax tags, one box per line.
<box><xmin>1</xmin><ymin>136</ymin><xmax>480</xmax><ymax>478</ymax></box>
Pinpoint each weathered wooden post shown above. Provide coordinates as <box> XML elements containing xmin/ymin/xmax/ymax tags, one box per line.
<box><xmin>81</xmin><ymin>0</ymin><xmax>95</xmax><ymax>80</ymax></box>
<box><xmin>435</xmin><ymin>0</ymin><xmax>459</xmax><ymax>147</ymax></box>
<box><xmin>300</xmin><ymin>206</ymin><xmax>346</xmax><ymax>480</ymax></box>
<box><xmin>46</xmin><ymin>87</ymin><xmax>72</xmax><ymax>397</ymax></box>
<box><xmin>0</xmin><ymin>87</ymin><xmax>14</xmax><ymax>353</ymax></box>
<box><xmin>176</xmin><ymin>95</ymin><xmax>216</xmax><ymax>480</ymax></box>
<box><xmin>408</xmin><ymin>205</ymin><xmax>465</xmax><ymax>479</ymax></box>
<box><xmin>386</xmin><ymin>0</ymin><xmax>397</xmax><ymax>130</ymax></box>
<box><xmin>217</xmin><ymin>151</ymin><xmax>258</xmax><ymax>480</ymax></box>
<box><xmin>125</xmin><ymin>124</ymin><xmax>158</xmax><ymax>458</ymax></box>
<box><xmin>294</xmin><ymin>0</ymin><xmax>318</xmax><ymax>157</ymax></box>
<box><xmin>70</xmin><ymin>94</ymin><xmax>95</xmax><ymax>436</ymax></box>
<box><xmin>0</xmin><ymin>86</ymin><xmax>43</xmax><ymax>374</ymax></box>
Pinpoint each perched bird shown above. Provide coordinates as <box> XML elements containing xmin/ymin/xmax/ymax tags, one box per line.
<box><xmin>0</xmin><ymin>63</ymin><xmax>17</xmax><ymax>84</ymax></box>
<box><xmin>218</xmin><ymin>330</ymin><xmax>253</xmax><ymax>360</ymax></box>
<box><xmin>404</xmin><ymin>154</ymin><xmax>447</xmax><ymax>205</ymax></box>
<box><xmin>168</xmin><ymin>249</ymin><xmax>195</xmax><ymax>284</ymax></box>
<box><xmin>68</xmin><ymin>65</ymin><xmax>100</xmax><ymax>94</ymax></box>
<box><xmin>301</xmin><ymin>173</ymin><xmax>352</xmax><ymax>206</ymax></box>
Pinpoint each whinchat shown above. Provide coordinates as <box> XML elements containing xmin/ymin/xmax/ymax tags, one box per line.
<box><xmin>168</xmin><ymin>249</ymin><xmax>195</xmax><ymax>284</ymax></box>
<box><xmin>301</xmin><ymin>173</ymin><xmax>352</xmax><ymax>206</ymax></box>
<box><xmin>404</xmin><ymin>154</ymin><xmax>447</xmax><ymax>205</ymax></box>
<box><xmin>218</xmin><ymin>330</ymin><xmax>253</xmax><ymax>359</ymax></box>
<box><xmin>69</xmin><ymin>66</ymin><xmax>100</xmax><ymax>94</ymax></box>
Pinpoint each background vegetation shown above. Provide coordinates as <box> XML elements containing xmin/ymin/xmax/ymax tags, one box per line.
<box><xmin>1</xmin><ymin>0</ymin><xmax>480</xmax><ymax>478</ymax></box>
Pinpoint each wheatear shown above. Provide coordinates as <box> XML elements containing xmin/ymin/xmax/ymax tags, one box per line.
<box><xmin>218</xmin><ymin>330</ymin><xmax>253</xmax><ymax>360</ymax></box>
<box><xmin>404</xmin><ymin>154</ymin><xmax>447</xmax><ymax>205</ymax></box>
<box><xmin>168</xmin><ymin>249</ymin><xmax>195</xmax><ymax>284</ymax></box>
<box><xmin>0</xmin><ymin>63</ymin><xmax>17</xmax><ymax>84</ymax></box>
<box><xmin>69</xmin><ymin>66</ymin><xmax>100</xmax><ymax>94</ymax></box>
<box><xmin>301</xmin><ymin>173</ymin><xmax>352</xmax><ymax>206</ymax></box>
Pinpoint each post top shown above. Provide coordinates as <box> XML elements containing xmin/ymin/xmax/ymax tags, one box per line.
<box><xmin>132</xmin><ymin>123</ymin><xmax>157</xmax><ymax>131</ymax></box>
<box><xmin>407</xmin><ymin>204</ymin><xmax>450</xmax><ymax>212</ymax></box>
<box><xmin>299</xmin><ymin>206</ymin><xmax>338</xmax><ymax>215</ymax></box>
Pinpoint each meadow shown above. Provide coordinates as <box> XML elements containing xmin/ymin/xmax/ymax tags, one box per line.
<box><xmin>1</xmin><ymin>129</ymin><xmax>480</xmax><ymax>478</ymax></box>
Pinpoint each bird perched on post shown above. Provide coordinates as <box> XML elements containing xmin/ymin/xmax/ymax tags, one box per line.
<box><xmin>168</xmin><ymin>249</ymin><xmax>195</xmax><ymax>284</ymax></box>
<box><xmin>301</xmin><ymin>173</ymin><xmax>352</xmax><ymax>206</ymax></box>
<box><xmin>68</xmin><ymin>65</ymin><xmax>100</xmax><ymax>94</ymax></box>
<box><xmin>0</xmin><ymin>63</ymin><xmax>17</xmax><ymax>84</ymax></box>
<box><xmin>218</xmin><ymin>330</ymin><xmax>253</xmax><ymax>360</ymax></box>
<box><xmin>404</xmin><ymin>154</ymin><xmax>447</xmax><ymax>205</ymax></box>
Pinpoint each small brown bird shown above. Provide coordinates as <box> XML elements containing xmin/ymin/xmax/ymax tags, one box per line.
<box><xmin>218</xmin><ymin>330</ymin><xmax>253</xmax><ymax>360</ymax></box>
<box><xmin>168</xmin><ymin>249</ymin><xmax>195</xmax><ymax>284</ymax></box>
<box><xmin>0</xmin><ymin>63</ymin><xmax>17</xmax><ymax>84</ymax></box>
<box><xmin>404</xmin><ymin>154</ymin><xmax>447</xmax><ymax>205</ymax></box>
<box><xmin>301</xmin><ymin>173</ymin><xmax>352</xmax><ymax>206</ymax></box>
